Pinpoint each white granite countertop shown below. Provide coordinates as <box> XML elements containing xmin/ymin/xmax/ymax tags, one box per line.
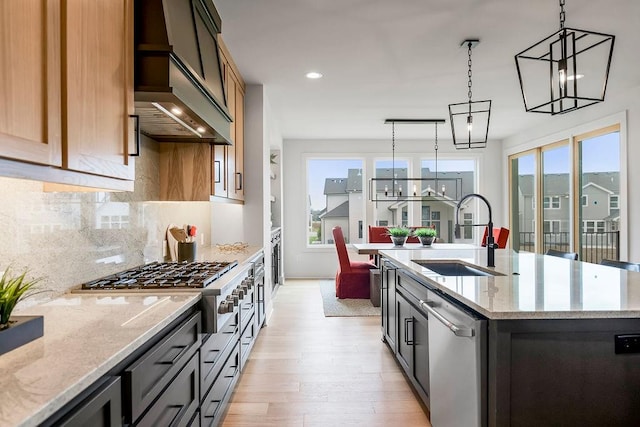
<box><xmin>1</xmin><ymin>293</ymin><xmax>200</xmax><ymax>427</ymax></box>
<box><xmin>381</xmin><ymin>248</ymin><xmax>640</xmax><ymax>320</ymax></box>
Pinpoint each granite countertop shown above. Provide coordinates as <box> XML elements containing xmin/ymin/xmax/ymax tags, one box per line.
<box><xmin>381</xmin><ymin>248</ymin><xmax>640</xmax><ymax>320</ymax></box>
<box><xmin>1</xmin><ymin>293</ymin><xmax>201</xmax><ymax>427</ymax></box>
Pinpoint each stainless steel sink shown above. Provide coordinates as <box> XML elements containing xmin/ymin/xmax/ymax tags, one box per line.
<box><xmin>412</xmin><ymin>260</ymin><xmax>505</xmax><ymax>277</ymax></box>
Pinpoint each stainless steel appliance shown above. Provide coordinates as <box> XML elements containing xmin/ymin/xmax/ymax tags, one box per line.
<box><xmin>421</xmin><ymin>289</ymin><xmax>487</xmax><ymax>427</ymax></box>
<box><xmin>77</xmin><ymin>260</ymin><xmax>261</xmax><ymax>335</ymax></box>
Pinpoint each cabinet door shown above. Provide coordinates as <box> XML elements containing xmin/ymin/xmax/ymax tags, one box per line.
<box><xmin>63</xmin><ymin>0</ymin><xmax>135</xmax><ymax>180</ymax></box>
<box><xmin>381</xmin><ymin>261</ymin><xmax>397</xmax><ymax>348</ymax></box>
<box><xmin>0</xmin><ymin>0</ymin><xmax>62</xmax><ymax>166</ymax></box>
<box><xmin>396</xmin><ymin>292</ymin><xmax>412</xmax><ymax>374</ymax></box>
<box><xmin>412</xmin><ymin>307</ymin><xmax>430</xmax><ymax>404</ymax></box>
<box><xmin>58</xmin><ymin>377</ymin><xmax>122</xmax><ymax>427</ymax></box>
<box><xmin>212</xmin><ymin>145</ymin><xmax>227</xmax><ymax>197</ymax></box>
<box><xmin>228</xmin><ymin>84</ymin><xmax>244</xmax><ymax>201</ymax></box>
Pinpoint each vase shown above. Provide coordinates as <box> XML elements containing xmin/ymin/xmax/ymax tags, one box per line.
<box><xmin>391</xmin><ymin>236</ymin><xmax>408</xmax><ymax>246</ymax></box>
<box><xmin>418</xmin><ymin>236</ymin><xmax>435</xmax><ymax>246</ymax></box>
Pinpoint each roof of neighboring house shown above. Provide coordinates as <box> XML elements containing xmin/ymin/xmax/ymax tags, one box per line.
<box><xmin>518</xmin><ymin>172</ymin><xmax>619</xmax><ymax>196</ymax></box>
<box><xmin>323</xmin><ymin>178</ymin><xmax>348</xmax><ymax>194</ymax></box>
<box><xmin>319</xmin><ymin>200</ymin><xmax>349</xmax><ymax>219</ymax></box>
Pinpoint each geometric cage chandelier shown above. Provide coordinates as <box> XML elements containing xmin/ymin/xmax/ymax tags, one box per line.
<box><xmin>514</xmin><ymin>0</ymin><xmax>615</xmax><ymax>115</ymax></box>
<box><xmin>448</xmin><ymin>39</ymin><xmax>492</xmax><ymax>149</ymax></box>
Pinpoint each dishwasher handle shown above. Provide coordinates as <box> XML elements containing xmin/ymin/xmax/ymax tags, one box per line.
<box><xmin>419</xmin><ymin>300</ymin><xmax>474</xmax><ymax>338</ymax></box>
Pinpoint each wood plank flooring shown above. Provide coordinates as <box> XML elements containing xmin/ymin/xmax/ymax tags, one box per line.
<box><xmin>221</xmin><ymin>279</ymin><xmax>432</xmax><ymax>427</ymax></box>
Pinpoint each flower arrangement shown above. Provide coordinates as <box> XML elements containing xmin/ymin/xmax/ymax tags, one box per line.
<box><xmin>0</xmin><ymin>268</ymin><xmax>40</xmax><ymax>330</ymax></box>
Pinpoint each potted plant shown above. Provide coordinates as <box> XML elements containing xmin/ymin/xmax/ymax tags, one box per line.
<box><xmin>0</xmin><ymin>268</ymin><xmax>43</xmax><ymax>355</ymax></box>
<box><xmin>387</xmin><ymin>227</ymin><xmax>411</xmax><ymax>246</ymax></box>
<box><xmin>413</xmin><ymin>227</ymin><xmax>438</xmax><ymax>246</ymax></box>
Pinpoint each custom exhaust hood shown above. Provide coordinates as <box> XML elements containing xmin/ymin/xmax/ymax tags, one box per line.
<box><xmin>135</xmin><ymin>0</ymin><xmax>232</xmax><ymax>144</ymax></box>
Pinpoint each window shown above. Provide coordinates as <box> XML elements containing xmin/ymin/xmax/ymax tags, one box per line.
<box><xmin>583</xmin><ymin>220</ymin><xmax>605</xmax><ymax>233</ymax></box>
<box><xmin>510</xmin><ymin>124</ymin><xmax>621</xmax><ymax>262</ymax></box>
<box><xmin>307</xmin><ymin>158</ymin><xmax>364</xmax><ymax>246</ymax></box>
<box><xmin>543</xmin><ymin>196</ymin><xmax>561</xmax><ymax>209</ymax></box>
<box><xmin>463</xmin><ymin>213</ymin><xmax>473</xmax><ymax>239</ymax></box>
<box><xmin>543</xmin><ymin>220</ymin><xmax>561</xmax><ymax>233</ymax></box>
<box><xmin>609</xmin><ymin>195</ymin><xmax>619</xmax><ymax>210</ymax></box>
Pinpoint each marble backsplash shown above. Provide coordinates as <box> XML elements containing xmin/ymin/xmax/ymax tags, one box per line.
<box><xmin>1</xmin><ymin>136</ymin><xmax>212</xmax><ymax>306</ymax></box>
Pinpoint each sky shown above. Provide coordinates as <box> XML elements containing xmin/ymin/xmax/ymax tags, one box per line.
<box><xmin>517</xmin><ymin>132</ymin><xmax>620</xmax><ymax>174</ymax></box>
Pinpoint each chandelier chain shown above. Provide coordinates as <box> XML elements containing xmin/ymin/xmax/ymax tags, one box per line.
<box><xmin>467</xmin><ymin>42</ymin><xmax>473</xmax><ymax>102</ymax></box>
<box><xmin>559</xmin><ymin>0</ymin><xmax>566</xmax><ymax>29</ymax></box>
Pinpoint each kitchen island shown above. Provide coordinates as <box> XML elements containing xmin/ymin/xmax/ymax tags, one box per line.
<box><xmin>380</xmin><ymin>247</ymin><xmax>640</xmax><ymax>427</ymax></box>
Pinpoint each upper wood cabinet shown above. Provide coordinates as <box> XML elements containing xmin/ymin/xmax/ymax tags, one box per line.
<box><xmin>218</xmin><ymin>38</ymin><xmax>245</xmax><ymax>202</ymax></box>
<box><xmin>0</xmin><ymin>0</ymin><xmax>135</xmax><ymax>187</ymax></box>
<box><xmin>0</xmin><ymin>0</ymin><xmax>62</xmax><ymax>166</ymax></box>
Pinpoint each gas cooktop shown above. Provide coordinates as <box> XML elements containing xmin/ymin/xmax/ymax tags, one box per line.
<box><xmin>81</xmin><ymin>261</ymin><xmax>238</xmax><ymax>290</ymax></box>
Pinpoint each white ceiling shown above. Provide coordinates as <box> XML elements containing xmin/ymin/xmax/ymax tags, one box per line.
<box><xmin>214</xmin><ymin>0</ymin><xmax>639</xmax><ymax>141</ymax></box>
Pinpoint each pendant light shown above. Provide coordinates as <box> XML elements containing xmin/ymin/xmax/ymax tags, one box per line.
<box><xmin>448</xmin><ymin>39</ymin><xmax>491</xmax><ymax>150</ymax></box>
<box><xmin>368</xmin><ymin>119</ymin><xmax>463</xmax><ymax>202</ymax></box>
<box><xmin>514</xmin><ymin>0</ymin><xmax>615</xmax><ymax>115</ymax></box>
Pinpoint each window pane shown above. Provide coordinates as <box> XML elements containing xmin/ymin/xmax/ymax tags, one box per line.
<box><xmin>510</xmin><ymin>153</ymin><xmax>536</xmax><ymax>252</ymax></box>
<box><xmin>373</xmin><ymin>159</ymin><xmax>409</xmax><ymax>227</ymax></box>
<box><xmin>578</xmin><ymin>131</ymin><xmax>620</xmax><ymax>262</ymax></box>
<box><xmin>420</xmin><ymin>159</ymin><xmax>475</xmax><ymax>243</ymax></box>
<box><xmin>542</xmin><ymin>144</ymin><xmax>570</xmax><ymax>253</ymax></box>
<box><xmin>307</xmin><ymin>159</ymin><xmax>364</xmax><ymax>245</ymax></box>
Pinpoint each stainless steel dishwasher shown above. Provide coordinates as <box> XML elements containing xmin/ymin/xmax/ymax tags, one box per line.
<box><xmin>420</xmin><ymin>289</ymin><xmax>487</xmax><ymax>427</ymax></box>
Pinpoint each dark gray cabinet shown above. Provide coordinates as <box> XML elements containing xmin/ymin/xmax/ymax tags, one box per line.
<box><xmin>55</xmin><ymin>377</ymin><xmax>122</xmax><ymax>427</ymax></box>
<box><xmin>135</xmin><ymin>353</ymin><xmax>200</xmax><ymax>427</ymax></box>
<box><xmin>124</xmin><ymin>312</ymin><xmax>202</xmax><ymax>424</ymax></box>
<box><xmin>395</xmin><ymin>289</ymin><xmax>430</xmax><ymax>406</ymax></box>
<box><xmin>200</xmin><ymin>315</ymin><xmax>239</xmax><ymax>401</ymax></box>
<box><xmin>381</xmin><ymin>260</ymin><xmax>397</xmax><ymax>348</ymax></box>
<box><xmin>200</xmin><ymin>344</ymin><xmax>240</xmax><ymax>427</ymax></box>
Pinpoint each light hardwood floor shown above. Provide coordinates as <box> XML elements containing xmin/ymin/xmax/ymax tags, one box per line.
<box><xmin>221</xmin><ymin>279</ymin><xmax>432</xmax><ymax>427</ymax></box>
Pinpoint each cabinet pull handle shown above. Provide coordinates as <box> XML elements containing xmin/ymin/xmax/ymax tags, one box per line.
<box><xmin>419</xmin><ymin>300</ymin><xmax>474</xmax><ymax>337</ymax></box>
<box><xmin>159</xmin><ymin>344</ymin><xmax>189</xmax><ymax>365</ymax></box>
<box><xmin>214</xmin><ymin>160</ymin><xmax>221</xmax><ymax>183</ymax></box>
<box><xmin>404</xmin><ymin>318</ymin><xmax>414</xmax><ymax>345</ymax></box>
<box><xmin>128</xmin><ymin>114</ymin><xmax>140</xmax><ymax>157</ymax></box>
<box><xmin>236</xmin><ymin>172</ymin><xmax>243</xmax><ymax>190</ymax></box>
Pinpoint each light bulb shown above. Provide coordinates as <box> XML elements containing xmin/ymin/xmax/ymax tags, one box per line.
<box><xmin>467</xmin><ymin>115</ymin><xmax>473</xmax><ymax>133</ymax></box>
<box><xmin>413</xmin><ymin>184</ymin><xmax>417</xmax><ymax>196</ymax></box>
<box><xmin>427</xmin><ymin>185</ymin><xmax>432</xmax><ymax>196</ymax></box>
<box><xmin>384</xmin><ymin>185</ymin><xmax>388</xmax><ymax>196</ymax></box>
<box><xmin>399</xmin><ymin>186</ymin><xmax>402</xmax><ymax>196</ymax></box>
<box><xmin>559</xmin><ymin>58</ymin><xmax>567</xmax><ymax>90</ymax></box>
<box><xmin>441</xmin><ymin>184</ymin><xmax>446</xmax><ymax>196</ymax></box>
<box><xmin>171</xmin><ymin>107</ymin><xmax>182</xmax><ymax>116</ymax></box>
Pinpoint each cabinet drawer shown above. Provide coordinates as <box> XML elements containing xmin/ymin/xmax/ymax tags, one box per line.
<box><xmin>239</xmin><ymin>289</ymin><xmax>255</xmax><ymax>334</ymax></box>
<box><xmin>200</xmin><ymin>318</ymin><xmax>239</xmax><ymax>399</ymax></box>
<box><xmin>135</xmin><ymin>353</ymin><xmax>200</xmax><ymax>427</ymax></box>
<box><xmin>240</xmin><ymin>315</ymin><xmax>257</xmax><ymax>369</ymax></box>
<box><xmin>56</xmin><ymin>377</ymin><xmax>122</xmax><ymax>427</ymax></box>
<box><xmin>200</xmin><ymin>344</ymin><xmax>240</xmax><ymax>427</ymax></box>
<box><xmin>125</xmin><ymin>312</ymin><xmax>201</xmax><ymax>423</ymax></box>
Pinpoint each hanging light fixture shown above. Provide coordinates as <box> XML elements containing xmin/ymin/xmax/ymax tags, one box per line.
<box><xmin>514</xmin><ymin>0</ymin><xmax>615</xmax><ymax>115</ymax></box>
<box><xmin>448</xmin><ymin>39</ymin><xmax>491</xmax><ymax>150</ymax></box>
<box><xmin>368</xmin><ymin>119</ymin><xmax>463</xmax><ymax>202</ymax></box>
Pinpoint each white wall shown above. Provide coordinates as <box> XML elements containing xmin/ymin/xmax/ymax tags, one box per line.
<box><xmin>283</xmin><ymin>137</ymin><xmax>503</xmax><ymax>278</ymax></box>
<box><xmin>502</xmin><ymin>86</ymin><xmax>639</xmax><ymax>261</ymax></box>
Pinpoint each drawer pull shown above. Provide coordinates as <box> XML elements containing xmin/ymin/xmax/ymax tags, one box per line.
<box><xmin>159</xmin><ymin>345</ymin><xmax>188</xmax><ymax>365</ymax></box>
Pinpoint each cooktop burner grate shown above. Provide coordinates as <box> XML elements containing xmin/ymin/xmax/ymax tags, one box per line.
<box><xmin>81</xmin><ymin>261</ymin><xmax>238</xmax><ymax>290</ymax></box>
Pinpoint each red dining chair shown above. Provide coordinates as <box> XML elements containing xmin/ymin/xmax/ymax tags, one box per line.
<box><xmin>333</xmin><ymin>226</ymin><xmax>376</xmax><ymax>299</ymax></box>
<box><xmin>481</xmin><ymin>227</ymin><xmax>510</xmax><ymax>249</ymax></box>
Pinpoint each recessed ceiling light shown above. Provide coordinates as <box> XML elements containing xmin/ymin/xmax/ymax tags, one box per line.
<box><xmin>171</xmin><ymin>107</ymin><xmax>182</xmax><ymax>115</ymax></box>
<box><xmin>197</xmin><ymin>126</ymin><xmax>206</xmax><ymax>133</ymax></box>
<box><xmin>306</xmin><ymin>71</ymin><xmax>323</xmax><ymax>79</ymax></box>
